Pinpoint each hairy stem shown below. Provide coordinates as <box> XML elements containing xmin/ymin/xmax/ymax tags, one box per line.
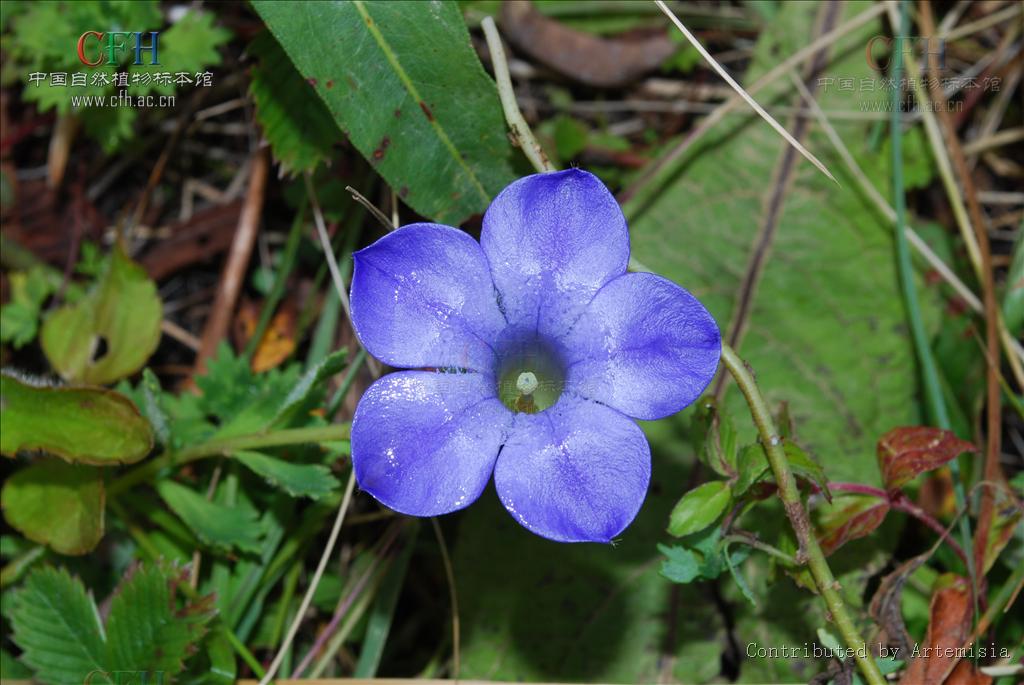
<box><xmin>720</xmin><ymin>343</ymin><xmax>885</xmax><ymax>685</ymax></box>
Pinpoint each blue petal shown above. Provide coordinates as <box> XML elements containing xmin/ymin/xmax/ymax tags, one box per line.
<box><xmin>481</xmin><ymin>169</ymin><xmax>629</xmax><ymax>339</ymax></box>
<box><xmin>493</xmin><ymin>396</ymin><xmax>650</xmax><ymax>542</ymax></box>
<box><xmin>562</xmin><ymin>272</ymin><xmax>721</xmax><ymax>420</ymax></box>
<box><xmin>351</xmin><ymin>224</ymin><xmax>506</xmax><ymax>371</ymax></box>
<box><xmin>352</xmin><ymin>371</ymin><xmax>511</xmax><ymax>517</ymax></box>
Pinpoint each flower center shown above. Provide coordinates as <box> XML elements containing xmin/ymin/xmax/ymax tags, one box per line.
<box><xmin>496</xmin><ymin>334</ymin><xmax>566</xmax><ymax>414</ymax></box>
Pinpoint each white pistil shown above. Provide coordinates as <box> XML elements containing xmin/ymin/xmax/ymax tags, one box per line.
<box><xmin>516</xmin><ymin>371</ymin><xmax>539</xmax><ymax>397</ymax></box>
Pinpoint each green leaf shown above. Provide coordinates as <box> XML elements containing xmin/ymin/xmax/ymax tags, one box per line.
<box><xmin>105</xmin><ymin>564</ymin><xmax>215</xmax><ymax>674</ymax></box>
<box><xmin>627</xmin><ymin>0</ymin><xmax>920</xmax><ymax>486</ymax></box>
<box><xmin>41</xmin><ymin>244</ymin><xmax>162</xmax><ymax>385</ymax></box>
<box><xmin>657</xmin><ymin>542</ymin><xmax>701</xmax><ymax>583</ymax></box>
<box><xmin>667</xmin><ymin>480</ymin><xmax>731</xmax><ymax>537</ymax></box>
<box><xmin>782</xmin><ymin>440</ymin><xmax>831</xmax><ymax>500</ymax></box>
<box><xmin>136</xmin><ymin>10</ymin><xmax>230</xmax><ymax>96</ymax></box>
<box><xmin>9</xmin><ymin>563</ymin><xmax>214</xmax><ymax>684</ymax></box>
<box><xmin>271</xmin><ymin>348</ymin><xmax>348</xmax><ymax>426</ymax></box>
<box><xmin>0</xmin><ymin>267</ymin><xmax>55</xmax><ymax>348</ymax></box>
<box><xmin>1</xmin><ymin>459</ymin><xmax>104</xmax><ymax>555</ymax></box>
<box><xmin>692</xmin><ymin>399</ymin><xmax>738</xmax><ymax>478</ymax></box>
<box><xmin>0</xmin><ymin>648</ymin><xmax>33</xmax><ymax>679</ymax></box>
<box><xmin>734</xmin><ymin>443</ymin><xmax>771</xmax><ymax>497</ymax></box>
<box><xmin>253</xmin><ymin>0</ymin><xmax>519</xmax><ymax>224</ymax></box>
<box><xmin>9</xmin><ymin>566</ymin><xmax>108</xmax><ymax>684</ymax></box>
<box><xmin>140</xmin><ymin>368</ymin><xmax>171</xmax><ymax>446</ymax></box>
<box><xmin>156</xmin><ymin>480</ymin><xmax>262</xmax><ymax>554</ymax></box>
<box><xmin>234</xmin><ymin>450</ymin><xmax>339</xmax><ymax>500</ymax></box>
<box><xmin>454</xmin><ymin>463</ymin><xmax>726</xmax><ymax>682</ymax></box>
<box><xmin>249</xmin><ymin>30</ymin><xmax>340</xmax><ymax>175</ymax></box>
<box><xmin>0</xmin><ymin>373</ymin><xmax>154</xmax><ymax>464</ymax></box>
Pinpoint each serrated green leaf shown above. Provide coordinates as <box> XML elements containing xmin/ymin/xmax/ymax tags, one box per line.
<box><xmin>627</xmin><ymin>0</ymin><xmax>919</xmax><ymax>486</ymax></box>
<box><xmin>9</xmin><ymin>566</ymin><xmax>108</xmax><ymax>684</ymax></box>
<box><xmin>271</xmin><ymin>348</ymin><xmax>348</xmax><ymax>426</ymax></box>
<box><xmin>156</xmin><ymin>480</ymin><xmax>262</xmax><ymax>553</ymax></box>
<box><xmin>253</xmin><ymin>0</ymin><xmax>519</xmax><ymax>224</ymax></box>
<box><xmin>105</xmin><ymin>564</ymin><xmax>215</xmax><ymax>674</ymax></box>
<box><xmin>0</xmin><ymin>648</ymin><xmax>33</xmax><ymax>679</ymax></box>
<box><xmin>234</xmin><ymin>450</ymin><xmax>339</xmax><ymax>500</ymax></box>
<box><xmin>10</xmin><ymin>563</ymin><xmax>214</xmax><ymax>684</ymax></box>
<box><xmin>667</xmin><ymin>480</ymin><xmax>731</xmax><ymax>537</ymax></box>
<box><xmin>249</xmin><ymin>31</ymin><xmax>340</xmax><ymax>174</ymax></box>
<box><xmin>1</xmin><ymin>373</ymin><xmax>154</xmax><ymax>464</ymax></box>
<box><xmin>1</xmin><ymin>459</ymin><xmax>104</xmax><ymax>555</ymax></box>
<box><xmin>41</xmin><ymin>244</ymin><xmax>162</xmax><ymax>385</ymax></box>
<box><xmin>0</xmin><ymin>267</ymin><xmax>55</xmax><ymax>349</ymax></box>
<box><xmin>658</xmin><ymin>542</ymin><xmax>702</xmax><ymax>583</ymax></box>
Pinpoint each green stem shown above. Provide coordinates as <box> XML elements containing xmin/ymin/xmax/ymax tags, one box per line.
<box><xmin>108</xmin><ymin>424</ymin><xmax>350</xmax><ymax>497</ymax></box>
<box><xmin>890</xmin><ymin>0</ymin><xmax>976</xmax><ymax>609</ymax></box>
<box><xmin>720</xmin><ymin>343</ymin><xmax>886</xmax><ymax>685</ymax></box>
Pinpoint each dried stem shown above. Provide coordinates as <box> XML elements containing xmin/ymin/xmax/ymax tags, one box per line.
<box><xmin>720</xmin><ymin>343</ymin><xmax>886</xmax><ymax>685</ymax></box>
<box><xmin>195</xmin><ymin>149</ymin><xmax>270</xmax><ymax>373</ymax></box>
<box><xmin>260</xmin><ymin>470</ymin><xmax>357</xmax><ymax>685</ymax></box>
<box><xmin>916</xmin><ymin>0</ymin><xmax>1004</xmax><ymax>580</ymax></box>
<box><xmin>481</xmin><ymin>16</ymin><xmax>554</xmax><ymax>174</ymax></box>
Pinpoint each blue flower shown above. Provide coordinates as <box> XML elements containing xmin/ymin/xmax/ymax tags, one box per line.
<box><xmin>349</xmin><ymin>169</ymin><xmax>721</xmax><ymax>542</ymax></box>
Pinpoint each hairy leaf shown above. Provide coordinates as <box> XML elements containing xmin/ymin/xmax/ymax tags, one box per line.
<box><xmin>1</xmin><ymin>373</ymin><xmax>153</xmax><ymax>464</ymax></box>
<box><xmin>41</xmin><ymin>244</ymin><xmax>162</xmax><ymax>385</ymax></box>
<box><xmin>1</xmin><ymin>459</ymin><xmax>104</xmax><ymax>555</ymax></box>
<box><xmin>234</xmin><ymin>450</ymin><xmax>339</xmax><ymax>500</ymax></box>
<box><xmin>253</xmin><ymin>0</ymin><xmax>519</xmax><ymax>224</ymax></box>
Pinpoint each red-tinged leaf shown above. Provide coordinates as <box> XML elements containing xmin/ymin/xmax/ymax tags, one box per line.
<box><xmin>901</xmin><ymin>575</ymin><xmax>975</xmax><ymax>685</ymax></box>
<box><xmin>817</xmin><ymin>496</ymin><xmax>889</xmax><ymax>556</ymax></box>
<box><xmin>877</xmin><ymin>427</ymin><xmax>975</xmax><ymax>492</ymax></box>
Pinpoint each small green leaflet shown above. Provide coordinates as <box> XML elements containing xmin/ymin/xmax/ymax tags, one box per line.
<box><xmin>234</xmin><ymin>450</ymin><xmax>339</xmax><ymax>500</ymax></box>
<box><xmin>9</xmin><ymin>564</ymin><xmax>214</xmax><ymax>684</ymax></box>
<box><xmin>156</xmin><ymin>480</ymin><xmax>262</xmax><ymax>554</ymax></box>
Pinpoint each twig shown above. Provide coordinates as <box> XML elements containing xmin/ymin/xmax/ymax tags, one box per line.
<box><xmin>653</xmin><ymin>0</ymin><xmax>836</xmax><ymax>184</ymax></box>
<box><xmin>917</xmin><ymin>0</ymin><xmax>1004</xmax><ymax>587</ymax></box>
<box><xmin>481</xmin><ymin>16</ymin><xmax>553</xmax><ymax>174</ymax></box>
<box><xmin>345</xmin><ymin>185</ymin><xmax>395</xmax><ymax>231</ymax></box>
<box><xmin>431</xmin><ymin>517</ymin><xmax>461</xmax><ymax>678</ymax></box>
<box><xmin>720</xmin><ymin>343</ymin><xmax>886</xmax><ymax>685</ymax></box>
<box><xmin>161</xmin><ymin>319</ymin><xmax>201</xmax><ymax>352</ymax></box>
<box><xmin>307</xmin><ymin>173</ymin><xmax>353</xmax><ymax>325</ymax></box>
<box><xmin>195</xmin><ymin>149</ymin><xmax>270</xmax><ymax>374</ymax></box>
<box><xmin>291</xmin><ymin>522</ymin><xmax>403</xmax><ymax>677</ymax></box>
<box><xmin>259</xmin><ymin>470</ymin><xmax>358</xmax><ymax>685</ymax></box>
<box><xmin>827</xmin><ymin>483</ymin><xmax>968</xmax><ymax>565</ymax></box>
